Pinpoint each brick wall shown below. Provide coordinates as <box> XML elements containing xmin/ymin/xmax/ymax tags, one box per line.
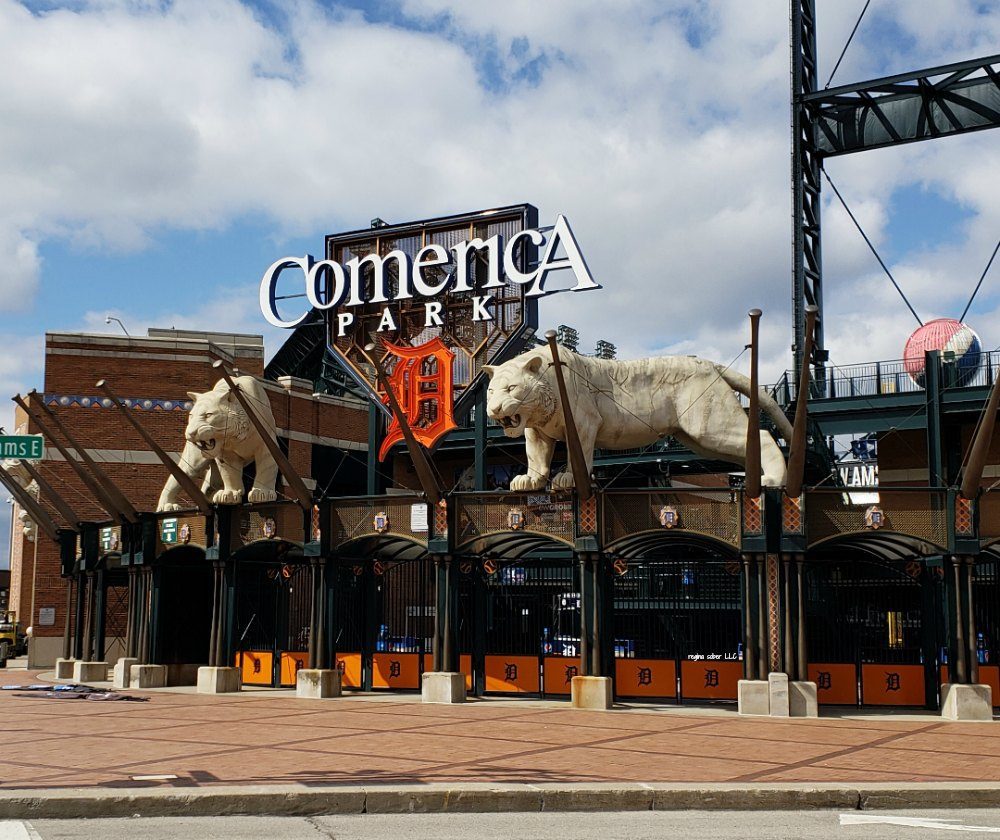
<box><xmin>8</xmin><ymin>329</ymin><xmax>368</xmax><ymax>649</ymax></box>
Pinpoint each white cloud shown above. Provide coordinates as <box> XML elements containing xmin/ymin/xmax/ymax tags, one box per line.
<box><xmin>0</xmin><ymin>0</ymin><xmax>999</xmax><ymax>385</ymax></box>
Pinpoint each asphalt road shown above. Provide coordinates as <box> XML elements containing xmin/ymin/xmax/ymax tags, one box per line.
<box><xmin>8</xmin><ymin>810</ymin><xmax>1000</xmax><ymax>839</ymax></box>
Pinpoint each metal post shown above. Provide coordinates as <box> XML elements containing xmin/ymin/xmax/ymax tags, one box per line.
<box><xmin>208</xmin><ymin>562</ymin><xmax>222</xmax><ymax>668</ymax></box>
<box><xmin>742</xmin><ymin>555</ymin><xmax>757</xmax><ymax>681</ymax></box>
<box><xmin>474</xmin><ymin>389</ymin><xmax>487</xmax><ymax>491</ymax></box>
<box><xmin>73</xmin><ymin>571</ymin><xmax>86</xmax><ymax>660</ymax></box>
<box><xmin>308</xmin><ymin>558</ymin><xmax>319</xmax><ymax>670</ymax></box>
<box><xmin>952</xmin><ymin>556</ymin><xmax>968</xmax><ymax>684</ymax></box>
<box><xmin>432</xmin><ymin>555</ymin><xmax>443</xmax><ymax>672</ymax></box>
<box><xmin>590</xmin><ymin>554</ymin><xmax>602</xmax><ymax>678</ymax></box>
<box><xmin>62</xmin><ymin>579</ymin><xmax>73</xmax><ymax>661</ymax></box>
<box><xmin>965</xmin><ymin>556</ymin><xmax>979</xmax><ymax>685</ymax></box>
<box><xmin>93</xmin><ymin>569</ymin><xmax>106</xmax><ymax>661</ymax></box>
<box><xmin>316</xmin><ymin>558</ymin><xmax>328</xmax><ymax>671</ymax></box>
<box><xmin>926</xmin><ymin>350</ymin><xmax>945</xmax><ymax>487</ymax></box>
<box><xmin>745</xmin><ymin>310</ymin><xmax>762</xmax><ymax>499</ymax></box>
<box><xmin>83</xmin><ymin>572</ymin><xmax>95</xmax><ymax>662</ymax></box>
<box><xmin>796</xmin><ymin>555</ymin><xmax>808</xmax><ymax>682</ymax></box>
<box><xmin>367</xmin><ymin>406</ymin><xmax>380</xmax><ymax>496</ymax></box>
<box><xmin>578</xmin><ymin>553</ymin><xmax>591</xmax><ymax>677</ymax></box>
<box><xmin>756</xmin><ymin>555</ymin><xmax>768</xmax><ymax>677</ymax></box>
<box><xmin>786</xmin><ymin>305</ymin><xmax>818</xmax><ymax>499</ymax></box>
<box><xmin>442</xmin><ymin>556</ymin><xmax>455</xmax><ymax>673</ymax></box>
<box><xmin>782</xmin><ymin>556</ymin><xmax>795</xmax><ymax>678</ymax></box>
<box><xmin>124</xmin><ymin>566</ymin><xmax>137</xmax><ymax>659</ymax></box>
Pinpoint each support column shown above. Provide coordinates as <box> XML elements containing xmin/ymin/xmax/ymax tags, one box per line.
<box><xmin>62</xmin><ymin>579</ymin><xmax>73</xmax><ymax>661</ymax></box>
<box><xmin>198</xmin><ymin>509</ymin><xmax>240</xmax><ymax>694</ymax></box>
<box><xmin>571</xmin><ymin>551</ymin><xmax>612</xmax><ymax>710</ymax></box>
<box><xmin>942</xmin><ymin>555</ymin><xmax>992</xmax><ymax>719</ymax></box>
<box><xmin>422</xmin><ymin>554</ymin><xmax>464</xmax><ymax>704</ymax></box>
<box><xmin>741</xmin><ymin>555</ymin><xmax>757</xmax><ymax>681</ymax></box>
<box><xmin>951</xmin><ymin>555</ymin><xmax>969</xmax><ymax>685</ymax></box>
<box><xmin>93</xmin><ymin>569</ymin><xmax>107</xmax><ymax>662</ymax></box>
<box><xmin>82</xmin><ymin>571</ymin><xmax>95</xmax><ymax>662</ymax></box>
<box><xmin>756</xmin><ymin>555</ymin><xmax>767</xmax><ymax>679</ymax></box>
<box><xmin>73</xmin><ymin>571</ymin><xmax>86</xmax><ymax>660</ymax></box>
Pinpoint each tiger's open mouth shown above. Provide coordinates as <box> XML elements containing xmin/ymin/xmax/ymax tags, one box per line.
<box><xmin>498</xmin><ymin>414</ymin><xmax>521</xmax><ymax>430</ymax></box>
<box><xmin>194</xmin><ymin>438</ymin><xmax>217</xmax><ymax>452</ymax></box>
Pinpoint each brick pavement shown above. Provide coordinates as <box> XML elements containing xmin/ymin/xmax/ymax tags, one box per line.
<box><xmin>0</xmin><ymin>668</ymin><xmax>998</xmax><ymax>791</ymax></box>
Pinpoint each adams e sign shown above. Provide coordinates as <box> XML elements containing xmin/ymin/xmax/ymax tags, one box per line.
<box><xmin>258</xmin><ymin>204</ymin><xmax>600</xmax><ymax>457</ymax></box>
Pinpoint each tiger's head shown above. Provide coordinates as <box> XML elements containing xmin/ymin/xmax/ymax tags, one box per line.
<box><xmin>483</xmin><ymin>350</ymin><xmax>558</xmax><ymax>438</ymax></box>
<box><xmin>184</xmin><ymin>380</ymin><xmax>252</xmax><ymax>460</ymax></box>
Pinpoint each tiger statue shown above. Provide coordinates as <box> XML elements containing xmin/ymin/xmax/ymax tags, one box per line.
<box><xmin>483</xmin><ymin>345</ymin><xmax>793</xmax><ymax>491</ymax></box>
<box><xmin>156</xmin><ymin>376</ymin><xmax>279</xmax><ymax>511</ymax></box>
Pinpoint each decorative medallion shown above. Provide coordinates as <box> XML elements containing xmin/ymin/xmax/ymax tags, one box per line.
<box><xmin>373</xmin><ymin>559</ymin><xmax>385</xmax><ymax>576</ymax></box>
<box><xmin>281</xmin><ymin>564</ymin><xmax>293</xmax><ymax>579</ymax></box>
<box><xmin>179</xmin><ymin>523</ymin><xmax>191</xmax><ymax>544</ymax></box>
<box><xmin>864</xmin><ymin>504</ymin><xmax>885</xmax><ymax>530</ymax></box>
<box><xmin>459</xmin><ymin>560</ymin><xmax>473</xmax><ymax>575</ymax></box>
<box><xmin>352</xmin><ymin>564</ymin><xmax>364</xmax><ymax>577</ymax></box>
<box><xmin>483</xmin><ymin>557</ymin><xmax>498</xmax><ymax>576</ymax></box>
<box><xmin>263</xmin><ymin>517</ymin><xmax>277</xmax><ymax>539</ymax></box>
<box><xmin>613</xmin><ymin>557</ymin><xmax>629</xmax><ymax>577</ymax></box>
<box><xmin>658</xmin><ymin>505</ymin><xmax>679</xmax><ymax>529</ymax></box>
<box><xmin>507</xmin><ymin>508</ymin><xmax>526</xmax><ymax>530</ymax></box>
<box><xmin>373</xmin><ymin>511</ymin><xmax>390</xmax><ymax>534</ymax></box>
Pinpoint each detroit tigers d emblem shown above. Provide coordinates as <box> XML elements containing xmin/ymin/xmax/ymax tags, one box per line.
<box><xmin>659</xmin><ymin>505</ymin><xmax>679</xmax><ymax>529</ymax></box>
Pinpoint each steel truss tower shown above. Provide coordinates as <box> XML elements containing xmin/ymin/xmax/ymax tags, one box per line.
<box><xmin>791</xmin><ymin>0</ymin><xmax>1000</xmax><ymax>376</ymax></box>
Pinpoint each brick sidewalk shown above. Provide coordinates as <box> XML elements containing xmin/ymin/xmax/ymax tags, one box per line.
<box><xmin>1</xmin><ymin>668</ymin><xmax>998</xmax><ymax>790</ymax></box>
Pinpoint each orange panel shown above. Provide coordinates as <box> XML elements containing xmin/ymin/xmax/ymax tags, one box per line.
<box><xmin>980</xmin><ymin>665</ymin><xmax>1000</xmax><ymax>707</ymax></box>
<box><xmin>372</xmin><ymin>652</ymin><xmax>420</xmax><ymax>689</ymax></box>
<box><xmin>615</xmin><ymin>658</ymin><xmax>677</xmax><ymax>699</ymax></box>
<box><xmin>808</xmin><ymin>663</ymin><xmax>858</xmax><ymax>705</ymax></box>
<box><xmin>236</xmin><ymin>650</ymin><xmax>273</xmax><ymax>686</ymax></box>
<box><xmin>485</xmin><ymin>655</ymin><xmax>540</xmax><ymax>693</ymax></box>
<box><xmin>543</xmin><ymin>656</ymin><xmax>580</xmax><ymax>695</ymax></box>
<box><xmin>336</xmin><ymin>652</ymin><xmax>362</xmax><ymax>689</ymax></box>
<box><xmin>460</xmin><ymin>654</ymin><xmax>473</xmax><ymax>691</ymax></box>
<box><xmin>862</xmin><ymin>663</ymin><xmax>925</xmax><ymax>706</ymax></box>
<box><xmin>280</xmin><ymin>651</ymin><xmax>309</xmax><ymax>687</ymax></box>
<box><xmin>680</xmin><ymin>659</ymin><xmax>741</xmax><ymax>700</ymax></box>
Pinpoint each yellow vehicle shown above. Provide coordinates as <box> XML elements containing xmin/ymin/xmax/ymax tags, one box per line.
<box><xmin>0</xmin><ymin>611</ymin><xmax>24</xmax><ymax>658</ymax></box>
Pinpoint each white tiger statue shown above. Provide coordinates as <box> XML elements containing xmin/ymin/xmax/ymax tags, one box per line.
<box><xmin>483</xmin><ymin>345</ymin><xmax>793</xmax><ymax>491</ymax></box>
<box><xmin>157</xmin><ymin>376</ymin><xmax>279</xmax><ymax>511</ymax></box>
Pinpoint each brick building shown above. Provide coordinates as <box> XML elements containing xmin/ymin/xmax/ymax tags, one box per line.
<box><xmin>6</xmin><ymin>328</ymin><xmax>367</xmax><ymax>666</ymax></box>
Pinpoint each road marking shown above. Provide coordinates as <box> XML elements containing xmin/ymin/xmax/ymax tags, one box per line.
<box><xmin>131</xmin><ymin>774</ymin><xmax>179</xmax><ymax>781</ymax></box>
<box><xmin>0</xmin><ymin>822</ymin><xmax>40</xmax><ymax>840</ymax></box>
<box><xmin>840</xmin><ymin>813</ymin><xmax>1000</xmax><ymax>832</ymax></box>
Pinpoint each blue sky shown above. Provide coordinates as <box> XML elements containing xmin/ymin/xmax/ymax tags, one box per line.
<box><xmin>1</xmin><ymin>0</ymin><xmax>999</xmax><ymax>429</ymax></box>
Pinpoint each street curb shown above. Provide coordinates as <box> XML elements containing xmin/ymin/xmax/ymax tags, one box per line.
<box><xmin>1</xmin><ymin>783</ymin><xmax>999</xmax><ymax>818</ymax></box>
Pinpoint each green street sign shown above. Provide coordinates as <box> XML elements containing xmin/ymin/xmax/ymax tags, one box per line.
<box><xmin>0</xmin><ymin>435</ymin><xmax>44</xmax><ymax>460</ymax></box>
<box><xmin>161</xmin><ymin>518</ymin><xmax>178</xmax><ymax>544</ymax></box>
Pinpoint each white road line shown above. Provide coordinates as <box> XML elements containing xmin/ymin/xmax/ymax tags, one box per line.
<box><xmin>0</xmin><ymin>822</ymin><xmax>38</xmax><ymax>840</ymax></box>
<box><xmin>840</xmin><ymin>813</ymin><xmax>1000</xmax><ymax>832</ymax></box>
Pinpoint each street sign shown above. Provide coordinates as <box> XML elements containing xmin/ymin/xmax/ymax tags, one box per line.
<box><xmin>161</xmin><ymin>518</ymin><xmax>178</xmax><ymax>544</ymax></box>
<box><xmin>0</xmin><ymin>435</ymin><xmax>43</xmax><ymax>460</ymax></box>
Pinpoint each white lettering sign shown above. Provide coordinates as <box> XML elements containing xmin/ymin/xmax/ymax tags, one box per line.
<box><xmin>260</xmin><ymin>214</ymin><xmax>600</xmax><ymax>330</ymax></box>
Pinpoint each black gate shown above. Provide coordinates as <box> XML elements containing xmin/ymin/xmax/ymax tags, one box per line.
<box><xmin>972</xmin><ymin>555</ymin><xmax>1000</xmax><ymax>705</ymax></box>
<box><xmin>805</xmin><ymin>556</ymin><xmax>943</xmax><ymax>708</ymax></box>
<box><xmin>612</xmin><ymin>551</ymin><xmax>742</xmax><ymax>702</ymax></box>
<box><xmin>468</xmin><ymin>555</ymin><xmax>579</xmax><ymax>697</ymax></box>
<box><xmin>235</xmin><ymin>559</ymin><xmax>311</xmax><ymax>687</ymax></box>
<box><xmin>330</xmin><ymin>557</ymin><xmax>434</xmax><ymax>691</ymax></box>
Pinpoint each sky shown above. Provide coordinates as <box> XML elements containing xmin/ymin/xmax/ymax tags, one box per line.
<box><xmin>1</xmin><ymin>2</ymin><xmax>999</xmax><ymax>457</ymax></box>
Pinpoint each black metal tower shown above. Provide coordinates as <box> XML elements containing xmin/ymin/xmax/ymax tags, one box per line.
<box><xmin>791</xmin><ymin>0</ymin><xmax>1000</xmax><ymax>376</ymax></box>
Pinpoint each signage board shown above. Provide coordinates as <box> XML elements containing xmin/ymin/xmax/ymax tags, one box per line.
<box><xmin>410</xmin><ymin>503</ymin><xmax>428</xmax><ymax>533</ymax></box>
<box><xmin>0</xmin><ymin>435</ymin><xmax>43</xmax><ymax>460</ymax></box>
<box><xmin>161</xmin><ymin>518</ymin><xmax>178</xmax><ymax>545</ymax></box>
<box><xmin>259</xmin><ymin>205</ymin><xmax>601</xmax><ymax>458</ymax></box>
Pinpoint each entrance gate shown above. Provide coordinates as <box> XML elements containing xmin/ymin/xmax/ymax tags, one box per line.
<box><xmin>331</xmin><ymin>557</ymin><xmax>434</xmax><ymax>692</ymax></box>
<box><xmin>805</xmin><ymin>556</ymin><xmax>943</xmax><ymax>708</ymax></box>
<box><xmin>462</xmin><ymin>555</ymin><xmax>580</xmax><ymax>696</ymax></box>
<box><xmin>235</xmin><ymin>559</ymin><xmax>311</xmax><ymax>687</ymax></box>
<box><xmin>612</xmin><ymin>552</ymin><xmax>743</xmax><ymax>702</ymax></box>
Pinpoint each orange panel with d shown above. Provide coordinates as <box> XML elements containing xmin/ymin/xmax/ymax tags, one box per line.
<box><xmin>485</xmin><ymin>655</ymin><xmax>539</xmax><ymax>693</ymax></box>
<box><xmin>680</xmin><ymin>659</ymin><xmax>740</xmax><ymax>700</ymax></box>
<box><xmin>862</xmin><ymin>663</ymin><xmax>925</xmax><ymax>706</ymax></box>
<box><xmin>236</xmin><ymin>650</ymin><xmax>273</xmax><ymax>685</ymax></box>
<box><xmin>979</xmin><ymin>665</ymin><xmax>1000</xmax><ymax>706</ymax></box>
<box><xmin>543</xmin><ymin>656</ymin><xmax>580</xmax><ymax>695</ymax></box>
<box><xmin>808</xmin><ymin>663</ymin><xmax>858</xmax><ymax>705</ymax></box>
<box><xmin>372</xmin><ymin>652</ymin><xmax>420</xmax><ymax>689</ymax></box>
<box><xmin>615</xmin><ymin>658</ymin><xmax>677</xmax><ymax>699</ymax></box>
<box><xmin>336</xmin><ymin>652</ymin><xmax>362</xmax><ymax>689</ymax></box>
<box><xmin>280</xmin><ymin>651</ymin><xmax>309</xmax><ymax>687</ymax></box>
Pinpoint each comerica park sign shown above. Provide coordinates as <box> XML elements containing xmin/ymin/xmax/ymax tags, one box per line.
<box><xmin>258</xmin><ymin>204</ymin><xmax>601</xmax><ymax>459</ymax></box>
<box><xmin>259</xmin><ymin>212</ymin><xmax>599</xmax><ymax>334</ymax></box>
